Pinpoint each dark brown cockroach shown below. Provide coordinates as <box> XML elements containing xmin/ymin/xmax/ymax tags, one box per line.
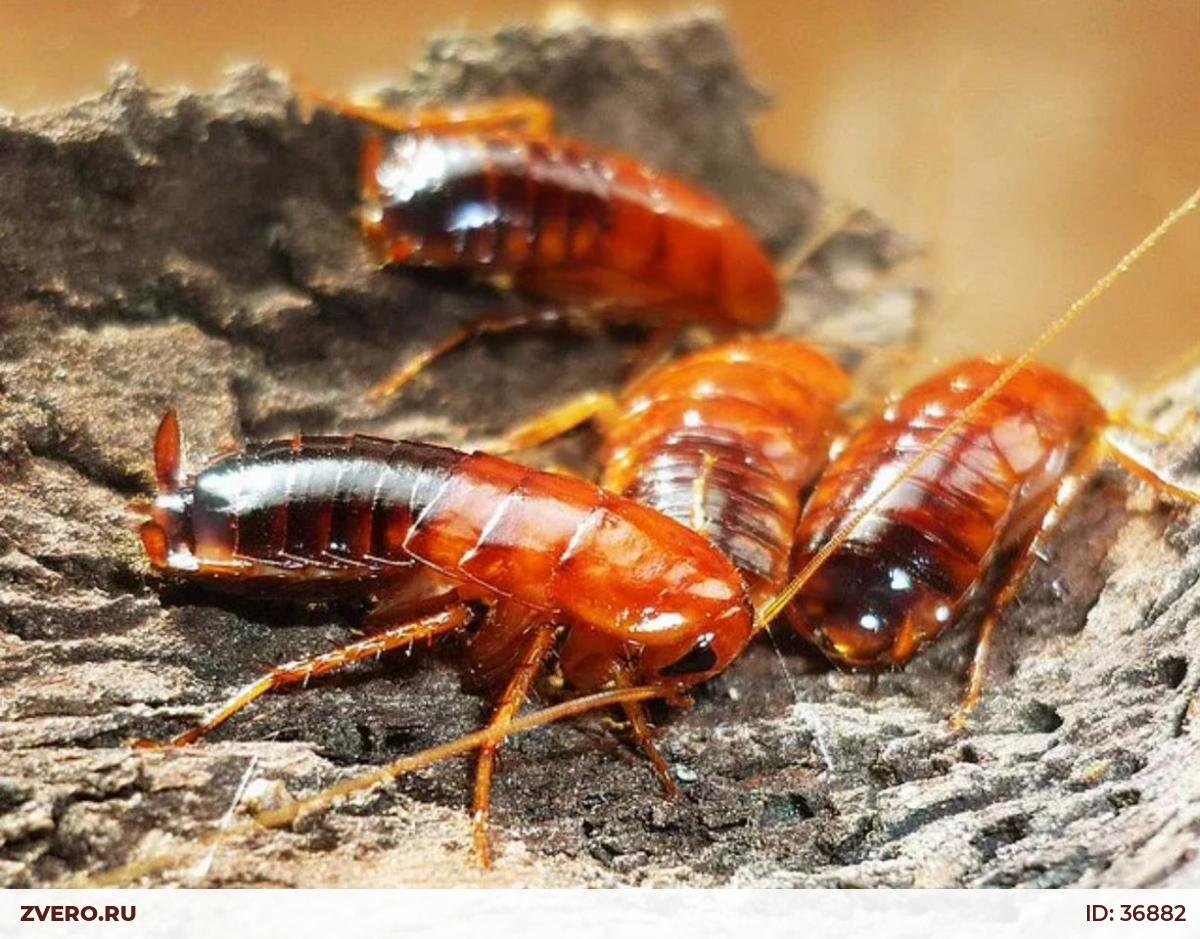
<box><xmin>311</xmin><ymin>94</ymin><xmax>782</xmax><ymax>399</ymax></box>
<box><xmin>136</xmin><ymin>409</ymin><xmax>755</xmax><ymax>864</ymax></box>
<box><xmin>786</xmin><ymin>357</ymin><xmax>1200</xmax><ymax>722</ymax></box>
<box><xmin>497</xmin><ymin>335</ymin><xmax>852</xmax><ymax>609</ymax></box>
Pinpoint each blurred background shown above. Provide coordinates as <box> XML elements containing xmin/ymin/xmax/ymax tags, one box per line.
<box><xmin>2</xmin><ymin>0</ymin><xmax>1197</xmax><ymax>382</ymax></box>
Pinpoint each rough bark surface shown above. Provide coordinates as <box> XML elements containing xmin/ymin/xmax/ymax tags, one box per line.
<box><xmin>1</xmin><ymin>15</ymin><xmax>1197</xmax><ymax>888</ymax></box>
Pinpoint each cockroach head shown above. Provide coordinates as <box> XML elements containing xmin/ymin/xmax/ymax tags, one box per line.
<box><xmin>639</xmin><ymin>596</ymin><xmax>755</xmax><ymax>687</ymax></box>
<box><xmin>138</xmin><ymin>410</ymin><xmax>196</xmax><ymax>572</ymax></box>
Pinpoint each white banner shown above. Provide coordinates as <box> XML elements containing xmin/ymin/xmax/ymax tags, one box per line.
<box><xmin>1</xmin><ymin>889</ymin><xmax>1196</xmax><ymax>939</ymax></box>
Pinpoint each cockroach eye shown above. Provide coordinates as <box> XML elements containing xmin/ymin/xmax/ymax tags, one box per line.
<box><xmin>661</xmin><ymin>636</ymin><xmax>718</xmax><ymax>676</ymax></box>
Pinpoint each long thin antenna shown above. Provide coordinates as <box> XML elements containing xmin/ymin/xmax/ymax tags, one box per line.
<box><xmin>758</xmin><ymin>185</ymin><xmax>1200</xmax><ymax>628</ymax></box>
<box><xmin>74</xmin><ymin>684</ymin><xmax>669</xmax><ymax>888</ymax></box>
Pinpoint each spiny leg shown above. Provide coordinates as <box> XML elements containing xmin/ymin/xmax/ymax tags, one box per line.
<box><xmin>489</xmin><ymin>390</ymin><xmax>620</xmax><ymax>454</ymax></box>
<box><xmin>301</xmin><ymin>86</ymin><xmax>555</xmax><ymax>138</ymax></box>
<box><xmin>615</xmin><ymin>669</ymin><xmax>678</xmax><ymax>798</ymax></box>
<box><xmin>366</xmin><ymin>308</ymin><xmax>592</xmax><ymax>402</ymax></box>
<box><xmin>950</xmin><ymin>461</ymin><xmax>1096</xmax><ymax>730</ymax></box>
<box><xmin>135</xmin><ymin>605</ymin><xmax>471</xmax><ymax>748</ymax></box>
<box><xmin>954</xmin><ymin>428</ymin><xmax>1200</xmax><ymax>730</ymax></box>
<box><xmin>621</xmin><ymin>699</ymin><xmax>678</xmax><ymax>798</ymax></box>
<box><xmin>472</xmin><ymin>620</ymin><xmax>558</xmax><ymax>867</ymax></box>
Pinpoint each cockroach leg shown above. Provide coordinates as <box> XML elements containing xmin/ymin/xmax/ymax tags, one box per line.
<box><xmin>134</xmin><ymin>605</ymin><xmax>471</xmax><ymax>749</ymax></box>
<box><xmin>620</xmin><ymin>696</ymin><xmax>678</xmax><ymax>798</ymax></box>
<box><xmin>1131</xmin><ymin>339</ymin><xmax>1200</xmax><ymax>401</ymax></box>
<box><xmin>613</xmin><ymin>666</ymin><xmax>677</xmax><ymax>797</ymax></box>
<box><xmin>365</xmin><ymin>307</ymin><xmax>592</xmax><ymax>402</ymax></box>
<box><xmin>491</xmin><ymin>390</ymin><xmax>620</xmax><ymax>453</ymax></box>
<box><xmin>83</xmin><ymin>686</ymin><xmax>673</xmax><ymax>888</ymax></box>
<box><xmin>134</xmin><ymin>414</ymin><xmax>758</xmax><ymax>860</ymax></box>
<box><xmin>951</xmin><ymin>618</ymin><xmax>997</xmax><ymax>731</ymax></box>
<box><xmin>950</xmin><ymin>455</ymin><xmax>1096</xmax><ymax>730</ymax></box>
<box><xmin>540</xmin><ymin>463</ymin><xmax>592</xmax><ymax>481</ymax></box>
<box><xmin>773</xmin><ymin>199</ymin><xmax>861</xmax><ymax>283</ymax></box>
<box><xmin>302</xmin><ymin>87</ymin><xmax>555</xmax><ymax>138</ymax></box>
<box><xmin>1104</xmin><ymin>433</ymin><xmax>1200</xmax><ymax>504</ymax></box>
<box><xmin>471</xmin><ymin>620</ymin><xmax>558</xmax><ymax>867</ymax></box>
<box><xmin>1106</xmin><ymin>410</ymin><xmax>1175</xmax><ymax>444</ymax></box>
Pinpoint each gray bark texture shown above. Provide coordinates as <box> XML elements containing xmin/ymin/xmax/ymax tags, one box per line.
<box><xmin>1</xmin><ymin>14</ymin><xmax>1198</xmax><ymax>888</ymax></box>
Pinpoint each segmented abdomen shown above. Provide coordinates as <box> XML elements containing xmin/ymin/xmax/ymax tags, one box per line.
<box><xmin>787</xmin><ymin>359</ymin><xmax>1106</xmax><ymax>669</ymax></box>
<box><xmin>185</xmin><ymin>436</ymin><xmax>750</xmax><ymax>649</ymax></box>
<box><xmin>601</xmin><ymin>337</ymin><xmax>850</xmax><ymax>604</ymax></box>
<box><xmin>363</xmin><ymin>133</ymin><xmax>780</xmax><ymax>327</ymax></box>
<box><xmin>187</xmin><ymin>435</ymin><xmax>458</xmax><ymax>578</ymax></box>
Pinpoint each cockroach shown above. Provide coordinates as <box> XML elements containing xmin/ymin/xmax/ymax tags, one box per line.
<box><xmin>135</xmin><ymin>409</ymin><xmax>755</xmax><ymax>864</ymax></box>
<box><xmin>496</xmin><ymin>335</ymin><xmax>852</xmax><ymax>609</ymax></box>
<box><xmin>766</xmin><ymin>188</ymin><xmax>1200</xmax><ymax>721</ymax></box>
<box><xmin>310</xmin><ymin>93</ymin><xmax>783</xmax><ymax>399</ymax></box>
<box><xmin>785</xmin><ymin>355</ymin><xmax>1200</xmax><ymax>722</ymax></box>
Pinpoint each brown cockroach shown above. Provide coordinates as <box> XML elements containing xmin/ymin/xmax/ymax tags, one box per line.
<box><xmin>496</xmin><ymin>335</ymin><xmax>852</xmax><ymax>609</ymax></box>
<box><xmin>310</xmin><ymin>93</ymin><xmax>783</xmax><ymax>399</ymax></box>
<box><xmin>760</xmin><ymin>188</ymin><xmax>1200</xmax><ymax>721</ymax></box>
<box><xmin>136</xmin><ymin>409</ymin><xmax>756</xmax><ymax>863</ymax></box>
<box><xmin>785</xmin><ymin>356</ymin><xmax>1200</xmax><ymax>722</ymax></box>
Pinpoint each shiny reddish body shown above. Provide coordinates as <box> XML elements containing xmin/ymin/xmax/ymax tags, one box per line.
<box><xmin>142</xmin><ymin>434</ymin><xmax>754</xmax><ymax>689</ymax></box>
<box><xmin>360</xmin><ymin>130</ymin><xmax>781</xmax><ymax>328</ymax></box>
<box><xmin>600</xmin><ymin>337</ymin><xmax>851</xmax><ymax>607</ymax></box>
<box><xmin>787</xmin><ymin>359</ymin><xmax>1106</xmax><ymax>669</ymax></box>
